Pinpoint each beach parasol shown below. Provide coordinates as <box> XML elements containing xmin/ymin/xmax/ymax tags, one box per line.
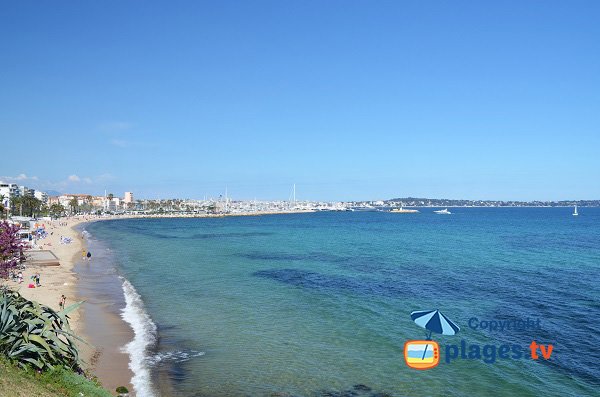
<box><xmin>410</xmin><ymin>309</ymin><xmax>460</xmax><ymax>359</ymax></box>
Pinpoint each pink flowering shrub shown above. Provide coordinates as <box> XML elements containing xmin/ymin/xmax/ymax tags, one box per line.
<box><xmin>0</xmin><ymin>221</ymin><xmax>25</xmax><ymax>278</ymax></box>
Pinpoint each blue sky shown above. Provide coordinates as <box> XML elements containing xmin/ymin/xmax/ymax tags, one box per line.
<box><xmin>1</xmin><ymin>1</ymin><xmax>598</xmax><ymax>201</ymax></box>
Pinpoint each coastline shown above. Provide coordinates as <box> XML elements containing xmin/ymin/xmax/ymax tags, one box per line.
<box><xmin>6</xmin><ymin>210</ymin><xmax>311</xmax><ymax>396</ymax></box>
<box><xmin>6</xmin><ymin>216</ymin><xmax>135</xmax><ymax>395</ymax></box>
<box><xmin>6</xmin><ymin>217</ymin><xmax>90</xmax><ymax>359</ymax></box>
<box><xmin>5</xmin><ymin>208</ymin><xmax>597</xmax><ymax>396</ymax></box>
<box><xmin>74</xmin><ymin>223</ymin><xmax>136</xmax><ymax>394</ymax></box>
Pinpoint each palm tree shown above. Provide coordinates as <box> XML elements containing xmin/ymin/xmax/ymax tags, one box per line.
<box><xmin>40</xmin><ymin>204</ymin><xmax>49</xmax><ymax>216</ymax></box>
<box><xmin>68</xmin><ymin>197</ymin><xmax>79</xmax><ymax>214</ymax></box>
<box><xmin>49</xmin><ymin>203</ymin><xmax>65</xmax><ymax>218</ymax></box>
<box><xmin>80</xmin><ymin>195</ymin><xmax>94</xmax><ymax>213</ymax></box>
<box><xmin>20</xmin><ymin>196</ymin><xmax>42</xmax><ymax>217</ymax></box>
<box><xmin>10</xmin><ymin>196</ymin><xmax>23</xmax><ymax>216</ymax></box>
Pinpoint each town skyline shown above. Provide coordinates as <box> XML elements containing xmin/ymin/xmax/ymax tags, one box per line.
<box><xmin>2</xmin><ymin>178</ymin><xmax>598</xmax><ymax>208</ymax></box>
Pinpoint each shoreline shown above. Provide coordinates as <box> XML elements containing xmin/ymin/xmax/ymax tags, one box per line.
<box><xmin>6</xmin><ymin>208</ymin><xmax>596</xmax><ymax>396</ymax></box>
<box><xmin>74</xmin><ymin>223</ymin><xmax>136</xmax><ymax>394</ymax></box>
<box><xmin>5</xmin><ymin>206</ymin><xmax>575</xmax><ymax>395</ymax></box>
<box><xmin>5</xmin><ymin>218</ymin><xmax>94</xmax><ymax>374</ymax></box>
<box><xmin>6</xmin><ymin>210</ymin><xmax>311</xmax><ymax>396</ymax></box>
<box><xmin>6</xmin><ymin>216</ymin><xmax>136</xmax><ymax>395</ymax></box>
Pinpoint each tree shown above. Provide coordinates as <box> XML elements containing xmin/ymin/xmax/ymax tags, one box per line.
<box><xmin>0</xmin><ymin>220</ymin><xmax>25</xmax><ymax>278</ymax></box>
<box><xmin>39</xmin><ymin>204</ymin><xmax>49</xmax><ymax>216</ymax></box>
<box><xmin>8</xmin><ymin>196</ymin><xmax>41</xmax><ymax>217</ymax></box>
<box><xmin>21</xmin><ymin>196</ymin><xmax>42</xmax><ymax>217</ymax></box>
<box><xmin>85</xmin><ymin>195</ymin><xmax>93</xmax><ymax>211</ymax></box>
<box><xmin>68</xmin><ymin>198</ymin><xmax>79</xmax><ymax>214</ymax></box>
<box><xmin>0</xmin><ymin>194</ymin><xmax>5</xmax><ymax>219</ymax></box>
<box><xmin>49</xmin><ymin>204</ymin><xmax>65</xmax><ymax>218</ymax></box>
<box><xmin>10</xmin><ymin>196</ymin><xmax>22</xmax><ymax>216</ymax></box>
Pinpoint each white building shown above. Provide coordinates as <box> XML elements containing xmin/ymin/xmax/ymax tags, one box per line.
<box><xmin>58</xmin><ymin>194</ymin><xmax>90</xmax><ymax>207</ymax></box>
<box><xmin>107</xmin><ymin>197</ymin><xmax>120</xmax><ymax>211</ymax></box>
<box><xmin>0</xmin><ymin>182</ymin><xmax>19</xmax><ymax>209</ymax></box>
<box><xmin>18</xmin><ymin>186</ymin><xmax>35</xmax><ymax>197</ymax></box>
<box><xmin>34</xmin><ymin>190</ymin><xmax>48</xmax><ymax>205</ymax></box>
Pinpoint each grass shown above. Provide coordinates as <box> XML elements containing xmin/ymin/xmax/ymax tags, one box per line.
<box><xmin>0</xmin><ymin>356</ymin><xmax>113</xmax><ymax>397</ymax></box>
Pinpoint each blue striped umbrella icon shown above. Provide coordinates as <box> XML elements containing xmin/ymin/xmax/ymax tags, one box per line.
<box><xmin>410</xmin><ymin>309</ymin><xmax>460</xmax><ymax>359</ymax></box>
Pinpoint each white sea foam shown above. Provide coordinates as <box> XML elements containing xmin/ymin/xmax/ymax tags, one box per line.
<box><xmin>147</xmin><ymin>350</ymin><xmax>205</xmax><ymax>366</ymax></box>
<box><xmin>120</xmin><ymin>278</ymin><xmax>158</xmax><ymax>397</ymax></box>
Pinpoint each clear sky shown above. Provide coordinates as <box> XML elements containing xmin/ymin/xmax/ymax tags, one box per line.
<box><xmin>1</xmin><ymin>1</ymin><xmax>598</xmax><ymax>201</ymax></box>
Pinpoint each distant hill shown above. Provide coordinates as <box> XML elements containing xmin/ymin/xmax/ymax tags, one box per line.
<box><xmin>387</xmin><ymin>197</ymin><xmax>600</xmax><ymax>207</ymax></box>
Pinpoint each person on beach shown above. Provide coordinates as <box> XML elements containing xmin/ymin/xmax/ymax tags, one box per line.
<box><xmin>17</xmin><ymin>271</ymin><xmax>23</xmax><ymax>283</ymax></box>
<box><xmin>82</xmin><ymin>249</ymin><xmax>87</xmax><ymax>259</ymax></box>
<box><xmin>59</xmin><ymin>294</ymin><xmax>66</xmax><ymax>310</ymax></box>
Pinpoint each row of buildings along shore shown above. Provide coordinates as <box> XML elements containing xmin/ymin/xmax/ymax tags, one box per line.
<box><xmin>0</xmin><ymin>182</ymin><xmax>48</xmax><ymax>205</ymax></box>
<box><xmin>2</xmin><ymin>181</ymin><xmax>598</xmax><ymax>219</ymax></box>
<box><xmin>1</xmin><ymin>181</ymin><xmax>136</xmax><ymax>214</ymax></box>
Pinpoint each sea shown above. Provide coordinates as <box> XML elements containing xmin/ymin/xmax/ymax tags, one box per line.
<box><xmin>82</xmin><ymin>208</ymin><xmax>600</xmax><ymax>397</ymax></box>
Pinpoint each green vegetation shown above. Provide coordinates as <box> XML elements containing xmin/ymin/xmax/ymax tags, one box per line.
<box><xmin>0</xmin><ymin>194</ymin><xmax>5</xmax><ymax>219</ymax></box>
<box><xmin>49</xmin><ymin>203</ymin><xmax>66</xmax><ymax>218</ymax></box>
<box><xmin>387</xmin><ymin>197</ymin><xmax>600</xmax><ymax>207</ymax></box>
<box><xmin>68</xmin><ymin>198</ymin><xmax>79</xmax><ymax>215</ymax></box>
<box><xmin>0</xmin><ymin>290</ymin><xmax>114</xmax><ymax>395</ymax></box>
<box><xmin>0</xmin><ymin>289</ymin><xmax>81</xmax><ymax>371</ymax></box>
<box><xmin>0</xmin><ymin>355</ymin><xmax>112</xmax><ymax>397</ymax></box>
<box><xmin>10</xmin><ymin>196</ymin><xmax>43</xmax><ymax>217</ymax></box>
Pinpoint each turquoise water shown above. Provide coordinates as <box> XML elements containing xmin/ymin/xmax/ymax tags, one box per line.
<box><xmin>86</xmin><ymin>209</ymin><xmax>600</xmax><ymax>397</ymax></box>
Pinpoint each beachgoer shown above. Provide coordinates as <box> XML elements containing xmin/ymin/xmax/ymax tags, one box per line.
<box><xmin>17</xmin><ymin>271</ymin><xmax>23</xmax><ymax>284</ymax></box>
<box><xmin>35</xmin><ymin>273</ymin><xmax>41</xmax><ymax>287</ymax></box>
<box><xmin>59</xmin><ymin>294</ymin><xmax>66</xmax><ymax>310</ymax></box>
<box><xmin>87</xmin><ymin>251</ymin><xmax>92</xmax><ymax>260</ymax></box>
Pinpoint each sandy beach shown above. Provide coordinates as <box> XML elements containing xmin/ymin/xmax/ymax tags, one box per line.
<box><xmin>5</xmin><ymin>216</ymin><xmax>134</xmax><ymax>395</ymax></box>
<box><xmin>6</xmin><ymin>217</ymin><xmax>89</xmax><ymax>346</ymax></box>
<box><xmin>4</xmin><ymin>210</ymin><xmax>310</xmax><ymax>396</ymax></box>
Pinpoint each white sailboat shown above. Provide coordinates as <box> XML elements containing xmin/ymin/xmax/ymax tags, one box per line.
<box><xmin>434</xmin><ymin>208</ymin><xmax>451</xmax><ymax>215</ymax></box>
<box><xmin>573</xmin><ymin>205</ymin><xmax>578</xmax><ymax>216</ymax></box>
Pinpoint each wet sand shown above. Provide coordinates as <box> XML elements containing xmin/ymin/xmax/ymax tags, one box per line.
<box><xmin>7</xmin><ymin>216</ymin><xmax>134</xmax><ymax>395</ymax></box>
<box><xmin>74</xmin><ymin>227</ymin><xmax>135</xmax><ymax>394</ymax></box>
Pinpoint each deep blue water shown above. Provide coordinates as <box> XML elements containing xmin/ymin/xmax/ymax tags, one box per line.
<box><xmin>86</xmin><ymin>208</ymin><xmax>600</xmax><ymax>397</ymax></box>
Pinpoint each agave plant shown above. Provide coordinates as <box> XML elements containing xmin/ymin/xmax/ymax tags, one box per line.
<box><xmin>0</xmin><ymin>289</ymin><xmax>84</xmax><ymax>371</ymax></box>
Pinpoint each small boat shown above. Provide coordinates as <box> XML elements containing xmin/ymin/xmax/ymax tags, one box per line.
<box><xmin>353</xmin><ymin>206</ymin><xmax>377</xmax><ymax>212</ymax></box>
<box><xmin>434</xmin><ymin>208</ymin><xmax>451</xmax><ymax>215</ymax></box>
<box><xmin>391</xmin><ymin>207</ymin><xmax>419</xmax><ymax>213</ymax></box>
<box><xmin>573</xmin><ymin>205</ymin><xmax>578</xmax><ymax>216</ymax></box>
